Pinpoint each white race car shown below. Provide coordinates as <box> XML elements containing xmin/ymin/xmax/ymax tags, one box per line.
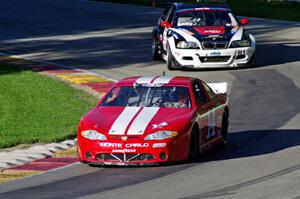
<box><xmin>152</xmin><ymin>3</ymin><xmax>256</xmax><ymax>70</ymax></box>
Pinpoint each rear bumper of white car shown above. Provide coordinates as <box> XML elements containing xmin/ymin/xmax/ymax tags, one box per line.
<box><xmin>168</xmin><ymin>46</ymin><xmax>255</xmax><ymax>68</ymax></box>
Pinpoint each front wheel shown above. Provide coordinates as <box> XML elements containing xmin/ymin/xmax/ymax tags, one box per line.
<box><xmin>248</xmin><ymin>52</ymin><xmax>256</xmax><ymax>67</ymax></box>
<box><xmin>152</xmin><ymin>39</ymin><xmax>160</xmax><ymax>60</ymax></box>
<box><xmin>189</xmin><ymin>126</ymin><xmax>200</xmax><ymax>160</ymax></box>
<box><xmin>238</xmin><ymin>52</ymin><xmax>256</xmax><ymax>68</ymax></box>
<box><xmin>166</xmin><ymin>45</ymin><xmax>176</xmax><ymax>70</ymax></box>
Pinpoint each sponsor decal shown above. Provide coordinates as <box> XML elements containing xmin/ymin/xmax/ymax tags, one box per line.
<box><xmin>112</xmin><ymin>149</ymin><xmax>136</xmax><ymax>153</ymax></box>
<box><xmin>100</xmin><ymin>142</ymin><xmax>150</xmax><ymax>149</ymax></box>
<box><xmin>173</xmin><ymin>33</ymin><xmax>179</xmax><ymax>40</ymax></box>
<box><xmin>125</xmin><ymin>143</ymin><xmax>149</xmax><ymax>148</ymax></box>
<box><xmin>210</xmin><ymin>52</ymin><xmax>221</xmax><ymax>56</ymax></box>
<box><xmin>194</xmin><ymin>26</ymin><xmax>225</xmax><ymax>35</ymax></box>
<box><xmin>178</xmin><ymin>22</ymin><xmax>194</xmax><ymax>27</ymax></box>
<box><xmin>205</xmin><ymin>35</ymin><xmax>223</xmax><ymax>39</ymax></box>
<box><xmin>205</xmin><ymin>30</ymin><xmax>221</xmax><ymax>34</ymax></box>
<box><xmin>152</xmin><ymin>122</ymin><xmax>168</xmax><ymax>129</ymax></box>
<box><xmin>100</xmin><ymin>142</ymin><xmax>122</xmax><ymax>148</ymax></box>
<box><xmin>152</xmin><ymin>143</ymin><xmax>167</xmax><ymax>148</ymax></box>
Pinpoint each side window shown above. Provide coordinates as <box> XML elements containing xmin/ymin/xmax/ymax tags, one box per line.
<box><xmin>192</xmin><ymin>81</ymin><xmax>207</xmax><ymax>105</ymax></box>
<box><xmin>202</xmin><ymin>82</ymin><xmax>216</xmax><ymax>100</ymax></box>
<box><xmin>166</xmin><ymin>6</ymin><xmax>175</xmax><ymax>23</ymax></box>
<box><xmin>160</xmin><ymin>7</ymin><xmax>170</xmax><ymax>21</ymax></box>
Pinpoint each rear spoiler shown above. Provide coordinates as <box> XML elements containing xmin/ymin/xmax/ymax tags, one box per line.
<box><xmin>207</xmin><ymin>82</ymin><xmax>227</xmax><ymax>94</ymax></box>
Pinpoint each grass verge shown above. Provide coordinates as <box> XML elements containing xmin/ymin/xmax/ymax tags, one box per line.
<box><xmin>0</xmin><ymin>63</ymin><xmax>97</xmax><ymax>149</ymax></box>
<box><xmin>95</xmin><ymin>0</ymin><xmax>300</xmax><ymax>22</ymax></box>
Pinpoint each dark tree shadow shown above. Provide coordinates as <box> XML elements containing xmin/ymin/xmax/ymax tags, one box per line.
<box><xmin>0</xmin><ymin>1</ymin><xmax>300</xmax><ymax>72</ymax></box>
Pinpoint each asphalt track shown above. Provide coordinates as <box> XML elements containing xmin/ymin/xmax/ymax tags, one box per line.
<box><xmin>0</xmin><ymin>0</ymin><xmax>300</xmax><ymax>198</ymax></box>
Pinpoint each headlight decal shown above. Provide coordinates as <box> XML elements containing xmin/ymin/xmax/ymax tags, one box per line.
<box><xmin>230</xmin><ymin>39</ymin><xmax>250</xmax><ymax>48</ymax></box>
<box><xmin>176</xmin><ymin>41</ymin><xmax>199</xmax><ymax>49</ymax></box>
<box><xmin>144</xmin><ymin>131</ymin><xmax>178</xmax><ymax>140</ymax></box>
<box><xmin>81</xmin><ymin>130</ymin><xmax>107</xmax><ymax>140</ymax></box>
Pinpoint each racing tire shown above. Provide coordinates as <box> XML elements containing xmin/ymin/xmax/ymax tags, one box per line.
<box><xmin>189</xmin><ymin>126</ymin><xmax>200</xmax><ymax>160</ymax></box>
<box><xmin>221</xmin><ymin>112</ymin><xmax>229</xmax><ymax>144</ymax></box>
<box><xmin>166</xmin><ymin>45</ymin><xmax>176</xmax><ymax>70</ymax></box>
<box><xmin>239</xmin><ymin>53</ymin><xmax>256</xmax><ymax>68</ymax></box>
<box><xmin>248</xmin><ymin>52</ymin><xmax>256</xmax><ymax>67</ymax></box>
<box><xmin>152</xmin><ymin>39</ymin><xmax>161</xmax><ymax>60</ymax></box>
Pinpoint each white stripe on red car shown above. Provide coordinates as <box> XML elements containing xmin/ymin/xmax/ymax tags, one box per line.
<box><xmin>127</xmin><ymin>107</ymin><xmax>160</xmax><ymax>135</ymax></box>
<box><xmin>108</xmin><ymin>107</ymin><xmax>141</xmax><ymax>135</ymax></box>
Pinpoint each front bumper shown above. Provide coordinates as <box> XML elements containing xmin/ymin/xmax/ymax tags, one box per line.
<box><xmin>78</xmin><ymin>139</ymin><xmax>189</xmax><ymax>166</ymax></box>
<box><xmin>170</xmin><ymin>46</ymin><xmax>255</xmax><ymax>68</ymax></box>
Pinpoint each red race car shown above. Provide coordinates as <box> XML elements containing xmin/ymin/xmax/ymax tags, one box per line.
<box><xmin>77</xmin><ymin>76</ymin><xmax>229</xmax><ymax>165</ymax></box>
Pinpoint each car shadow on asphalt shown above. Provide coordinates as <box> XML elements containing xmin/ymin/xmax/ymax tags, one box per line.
<box><xmin>193</xmin><ymin>129</ymin><xmax>300</xmax><ymax>164</ymax></box>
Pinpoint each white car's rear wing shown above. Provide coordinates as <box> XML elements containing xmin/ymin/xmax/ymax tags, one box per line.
<box><xmin>207</xmin><ymin>82</ymin><xmax>227</xmax><ymax>94</ymax></box>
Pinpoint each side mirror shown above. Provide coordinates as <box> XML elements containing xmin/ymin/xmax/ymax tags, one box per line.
<box><xmin>160</xmin><ymin>21</ymin><xmax>171</xmax><ymax>28</ymax></box>
<box><xmin>239</xmin><ymin>18</ymin><xmax>249</xmax><ymax>25</ymax></box>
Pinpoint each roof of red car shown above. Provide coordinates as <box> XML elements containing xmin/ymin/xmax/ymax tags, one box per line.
<box><xmin>115</xmin><ymin>76</ymin><xmax>195</xmax><ymax>86</ymax></box>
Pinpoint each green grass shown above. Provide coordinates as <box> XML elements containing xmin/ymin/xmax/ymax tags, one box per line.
<box><xmin>0</xmin><ymin>63</ymin><xmax>98</xmax><ymax>149</ymax></box>
<box><xmin>95</xmin><ymin>0</ymin><xmax>300</xmax><ymax>22</ymax></box>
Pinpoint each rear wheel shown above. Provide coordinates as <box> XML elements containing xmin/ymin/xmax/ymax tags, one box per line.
<box><xmin>221</xmin><ymin>112</ymin><xmax>229</xmax><ymax>143</ymax></box>
<box><xmin>152</xmin><ymin>39</ymin><xmax>160</xmax><ymax>60</ymax></box>
<box><xmin>189</xmin><ymin>126</ymin><xmax>200</xmax><ymax>160</ymax></box>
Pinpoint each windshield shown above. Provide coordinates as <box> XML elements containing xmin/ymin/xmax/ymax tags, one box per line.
<box><xmin>100</xmin><ymin>86</ymin><xmax>191</xmax><ymax>108</ymax></box>
<box><xmin>175</xmin><ymin>10</ymin><xmax>237</xmax><ymax>27</ymax></box>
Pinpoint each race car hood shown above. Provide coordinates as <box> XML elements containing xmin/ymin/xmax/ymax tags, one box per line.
<box><xmin>80</xmin><ymin>106</ymin><xmax>195</xmax><ymax>138</ymax></box>
<box><xmin>171</xmin><ymin>25</ymin><xmax>242</xmax><ymax>43</ymax></box>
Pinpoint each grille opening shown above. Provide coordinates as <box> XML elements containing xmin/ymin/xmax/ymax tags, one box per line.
<box><xmin>236</xmin><ymin>54</ymin><xmax>246</xmax><ymax>59</ymax></box>
<box><xmin>86</xmin><ymin>152</ymin><xmax>92</xmax><ymax>159</ymax></box>
<box><xmin>182</xmin><ymin>56</ymin><xmax>193</xmax><ymax>61</ymax></box>
<box><xmin>95</xmin><ymin>153</ymin><xmax>154</xmax><ymax>162</ymax></box>
<box><xmin>199</xmin><ymin>56</ymin><xmax>231</xmax><ymax>63</ymax></box>
<box><xmin>202</xmin><ymin>41</ymin><xmax>228</xmax><ymax>49</ymax></box>
<box><xmin>159</xmin><ymin>152</ymin><xmax>167</xmax><ymax>160</ymax></box>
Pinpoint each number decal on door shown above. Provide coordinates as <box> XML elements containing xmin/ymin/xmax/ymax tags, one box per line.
<box><xmin>207</xmin><ymin>109</ymin><xmax>216</xmax><ymax>140</ymax></box>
